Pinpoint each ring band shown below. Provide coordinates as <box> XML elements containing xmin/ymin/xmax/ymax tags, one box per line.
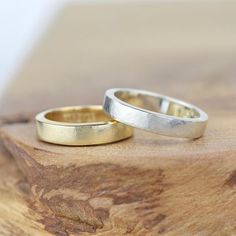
<box><xmin>35</xmin><ymin>106</ymin><xmax>133</xmax><ymax>146</ymax></box>
<box><xmin>103</xmin><ymin>88</ymin><xmax>208</xmax><ymax>139</ymax></box>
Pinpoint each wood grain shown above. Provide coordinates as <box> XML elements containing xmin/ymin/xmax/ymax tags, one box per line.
<box><xmin>0</xmin><ymin>142</ymin><xmax>51</xmax><ymax>236</ymax></box>
<box><xmin>0</xmin><ymin>3</ymin><xmax>236</xmax><ymax>236</ymax></box>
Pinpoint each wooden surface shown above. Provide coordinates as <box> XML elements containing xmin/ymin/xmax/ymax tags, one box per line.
<box><xmin>0</xmin><ymin>142</ymin><xmax>51</xmax><ymax>236</ymax></box>
<box><xmin>0</xmin><ymin>3</ymin><xmax>236</xmax><ymax>236</ymax></box>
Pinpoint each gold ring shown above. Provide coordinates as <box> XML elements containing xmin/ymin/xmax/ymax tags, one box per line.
<box><xmin>35</xmin><ymin>106</ymin><xmax>133</xmax><ymax>146</ymax></box>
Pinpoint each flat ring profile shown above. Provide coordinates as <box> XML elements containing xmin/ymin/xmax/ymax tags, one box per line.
<box><xmin>35</xmin><ymin>105</ymin><xmax>133</xmax><ymax>146</ymax></box>
<box><xmin>103</xmin><ymin>88</ymin><xmax>208</xmax><ymax>139</ymax></box>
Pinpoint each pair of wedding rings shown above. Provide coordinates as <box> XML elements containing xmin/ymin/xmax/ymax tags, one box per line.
<box><xmin>36</xmin><ymin>88</ymin><xmax>208</xmax><ymax>146</ymax></box>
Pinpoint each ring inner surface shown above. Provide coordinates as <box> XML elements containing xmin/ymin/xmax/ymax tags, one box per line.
<box><xmin>115</xmin><ymin>91</ymin><xmax>200</xmax><ymax>118</ymax></box>
<box><xmin>45</xmin><ymin>107</ymin><xmax>112</xmax><ymax>123</ymax></box>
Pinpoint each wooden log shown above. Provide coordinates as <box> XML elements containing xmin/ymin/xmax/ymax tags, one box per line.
<box><xmin>0</xmin><ymin>3</ymin><xmax>236</xmax><ymax>235</ymax></box>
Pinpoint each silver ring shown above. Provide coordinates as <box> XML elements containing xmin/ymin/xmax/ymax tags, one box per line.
<box><xmin>103</xmin><ymin>88</ymin><xmax>208</xmax><ymax>139</ymax></box>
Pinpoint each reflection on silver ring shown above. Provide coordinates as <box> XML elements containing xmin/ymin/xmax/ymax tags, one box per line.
<box><xmin>103</xmin><ymin>88</ymin><xmax>208</xmax><ymax>139</ymax></box>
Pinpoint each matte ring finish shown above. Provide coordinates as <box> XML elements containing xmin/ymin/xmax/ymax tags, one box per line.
<box><xmin>103</xmin><ymin>88</ymin><xmax>208</xmax><ymax>139</ymax></box>
<box><xmin>36</xmin><ymin>105</ymin><xmax>133</xmax><ymax>146</ymax></box>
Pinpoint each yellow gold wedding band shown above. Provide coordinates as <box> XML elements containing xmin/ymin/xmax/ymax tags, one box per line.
<box><xmin>35</xmin><ymin>106</ymin><xmax>133</xmax><ymax>146</ymax></box>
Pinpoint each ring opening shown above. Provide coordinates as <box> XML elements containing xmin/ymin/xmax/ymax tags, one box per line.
<box><xmin>115</xmin><ymin>91</ymin><xmax>200</xmax><ymax>118</ymax></box>
<box><xmin>45</xmin><ymin>107</ymin><xmax>112</xmax><ymax>123</ymax></box>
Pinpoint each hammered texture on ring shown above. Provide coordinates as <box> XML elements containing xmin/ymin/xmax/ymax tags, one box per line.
<box><xmin>103</xmin><ymin>88</ymin><xmax>208</xmax><ymax>139</ymax></box>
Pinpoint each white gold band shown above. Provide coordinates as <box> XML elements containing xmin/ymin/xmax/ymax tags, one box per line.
<box><xmin>103</xmin><ymin>88</ymin><xmax>208</xmax><ymax>139</ymax></box>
